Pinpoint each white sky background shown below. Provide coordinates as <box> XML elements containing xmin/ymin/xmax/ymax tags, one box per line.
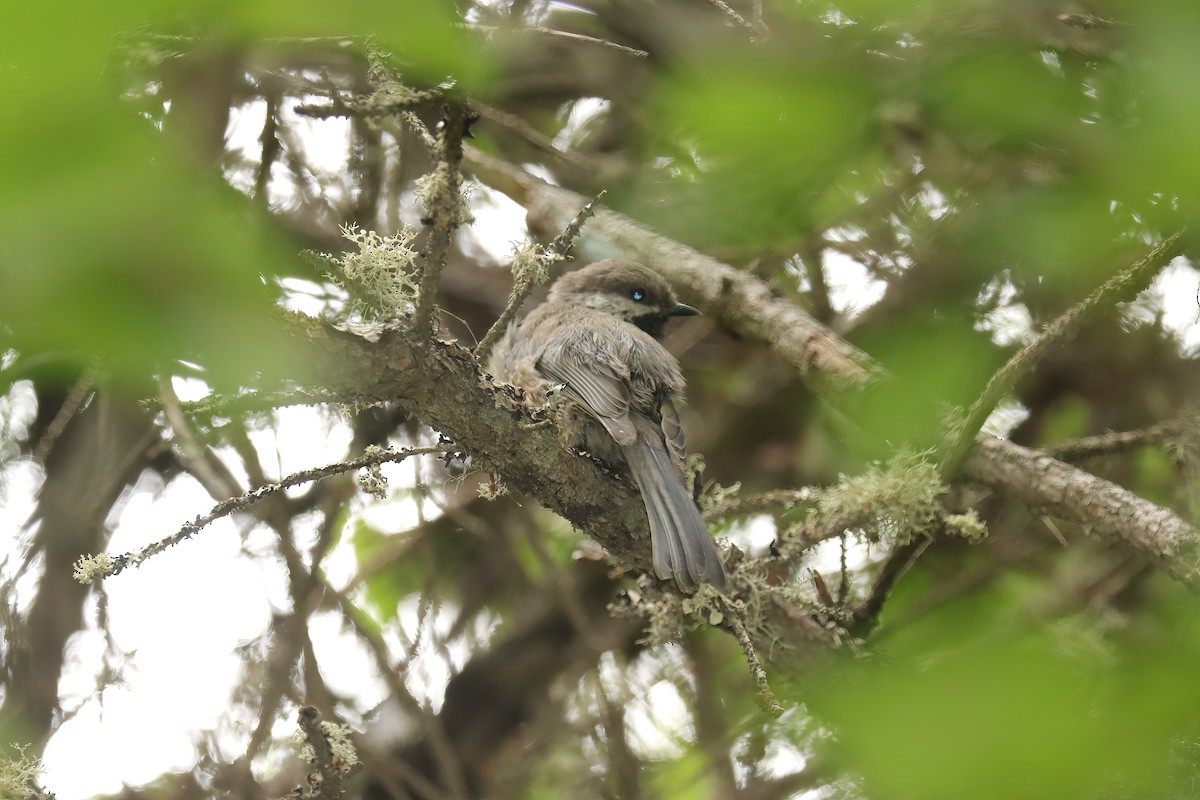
<box><xmin>1</xmin><ymin>90</ymin><xmax>1199</xmax><ymax>799</ymax></box>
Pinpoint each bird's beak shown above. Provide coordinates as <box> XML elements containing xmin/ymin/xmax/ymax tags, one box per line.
<box><xmin>670</xmin><ymin>302</ymin><xmax>700</xmax><ymax>317</ymax></box>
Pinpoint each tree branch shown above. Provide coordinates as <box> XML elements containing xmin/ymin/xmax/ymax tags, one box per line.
<box><xmin>474</xmin><ymin>191</ymin><xmax>604</xmax><ymax>362</ymax></box>
<box><xmin>76</xmin><ymin>444</ymin><xmax>449</xmax><ymax>581</ymax></box>
<box><xmin>293</xmin><ymin>706</ymin><xmax>361</xmax><ymax>799</ymax></box>
<box><xmin>292</xmin><ymin>321</ymin><xmax>664</xmax><ymax>578</ymax></box>
<box><xmin>963</xmin><ymin>435</ymin><xmax>1200</xmax><ymax>589</ymax></box>
<box><xmin>940</xmin><ymin>231</ymin><xmax>1186</xmax><ymax>477</ymax></box>
<box><xmin>1045</xmin><ymin>417</ymin><xmax>1181</xmax><ymax>461</ymax></box>
<box><xmin>414</xmin><ymin>103</ymin><xmax>468</xmax><ymax>338</ymax></box>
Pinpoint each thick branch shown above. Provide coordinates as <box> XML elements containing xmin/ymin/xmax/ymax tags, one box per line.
<box><xmin>296</xmin><ymin>320</ymin><xmax>663</xmax><ymax>577</ymax></box>
<box><xmin>964</xmin><ymin>436</ymin><xmax>1200</xmax><ymax>589</ymax></box>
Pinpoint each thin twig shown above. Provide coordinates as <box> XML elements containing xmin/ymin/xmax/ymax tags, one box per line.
<box><xmin>233</xmin><ymin>608</ymin><xmax>310</xmax><ymax>782</ymax></box>
<box><xmin>157</xmin><ymin>375</ymin><xmax>242</xmax><ymax>499</ymax></box>
<box><xmin>295</xmin><ymin>51</ymin><xmax>442</xmax><ymax>122</ymax></box>
<box><xmin>32</xmin><ymin>364</ymin><xmax>98</xmax><ymax>463</ymax></box>
<box><xmin>1045</xmin><ymin>419</ymin><xmax>1178</xmax><ymax>461</ymax></box>
<box><xmin>474</xmin><ymin>191</ymin><xmax>605</xmax><ymax>362</ymax></box>
<box><xmin>724</xmin><ymin>598</ymin><xmax>783</xmax><ymax>717</ymax></box>
<box><xmin>470</xmin><ymin>23</ymin><xmax>650</xmax><ymax>58</ymax></box>
<box><xmin>366</xmin><ymin>50</ymin><xmax>443</xmax><ymax>143</ymax></box>
<box><xmin>545</xmin><ymin>190</ymin><xmax>606</xmax><ymax>257</ymax></box>
<box><xmin>413</xmin><ymin>102</ymin><xmax>468</xmax><ymax>338</ymax></box>
<box><xmin>595</xmin><ymin>671</ymin><xmax>643</xmax><ymax>799</ymax></box>
<box><xmin>777</xmin><ymin>507</ymin><xmax>874</xmax><ymax>560</ymax></box>
<box><xmin>470</xmin><ymin>99</ymin><xmax>599</xmax><ymax>174</ymax></box>
<box><xmin>704</xmin><ymin>487</ymin><xmax>818</xmax><ymax>521</ymax></box>
<box><xmin>705</xmin><ymin>0</ymin><xmax>760</xmax><ymax>34</ymax></box>
<box><xmin>256</xmin><ymin>92</ymin><xmax>280</xmax><ymax>203</ymax></box>
<box><xmin>402</xmin><ymin>110</ymin><xmax>438</xmax><ymax>152</ymax></box>
<box><xmin>940</xmin><ymin>231</ymin><xmax>1186</xmax><ymax>478</ymax></box>
<box><xmin>293</xmin><ymin>98</ymin><xmax>356</xmax><ymax>119</ymax></box>
<box><xmin>850</xmin><ymin>536</ymin><xmax>930</xmax><ymax>636</ymax></box>
<box><xmin>80</xmin><ymin>445</ymin><xmax>449</xmax><ymax>580</ymax></box>
<box><xmin>533</xmin><ymin>26</ymin><xmax>650</xmax><ymax>57</ymax></box>
<box><xmin>535</xmin><ymin>26</ymin><xmax>648</xmax><ymax>56</ymax></box>
<box><xmin>327</xmin><ymin>580</ymin><xmax>468</xmax><ymax>799</ymax></box>
<box><xmin>150</xmin><ymin>386</ymin><xmax>348</xmax><ymax>420</ymax></box>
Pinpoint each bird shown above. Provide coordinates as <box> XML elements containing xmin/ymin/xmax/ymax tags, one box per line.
<box><xmin>488</xmin><ymin>259</ymin><xmax>729</xmax><ymax>592</ymax></box>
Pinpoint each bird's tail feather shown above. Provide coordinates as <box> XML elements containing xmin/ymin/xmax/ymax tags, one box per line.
<box><xmin>623</xmin><ymin>436</ymin><xmax>728</xmax><ymax>593</ymax></box>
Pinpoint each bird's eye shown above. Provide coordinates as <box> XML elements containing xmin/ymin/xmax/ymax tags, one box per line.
<box><xmin>631</xmin><ymin>288</ymin><xmax>645</xmax><ymax>302</ymax></box>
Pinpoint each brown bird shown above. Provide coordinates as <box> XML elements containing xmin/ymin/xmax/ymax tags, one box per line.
<box><xmin>488</xmin><ymin>259</ymin><xmax>729</xmax><ymax>592</ymax></box>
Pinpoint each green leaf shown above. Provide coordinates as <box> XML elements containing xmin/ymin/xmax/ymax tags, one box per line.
<box><xmin>807</xmin><ymin>580</ymin><xmax>1200</xmax><ymax>800</ymax></box>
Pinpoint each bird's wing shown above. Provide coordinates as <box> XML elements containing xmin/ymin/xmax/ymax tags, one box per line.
<box><xmin>659</xmin><ymin>396</ymin><xmax>688</xmax><ymax>470</ymax></box>
<box><xmin>538</xmin><ymin>347</ymin><xmax>637</xmax><ymax>446</ymax></box>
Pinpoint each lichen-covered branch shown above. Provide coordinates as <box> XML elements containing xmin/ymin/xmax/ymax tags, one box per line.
<box><xmin>413</xmin><ymin>102</ymin><xmax>469</xmax><ymax>338</ymax></box>
<box><xmin>725</xmin><ymin>600</ymin><xmax>783</xmax><ymax>717</ymax></box>
<box><xmin>474</xmin><ymin>191</ymin><xmax>604</xmax><ymax>362</ymax></box>
<box><xmin>774</xmin><ymin>452</ymin><xmax>986</xmax><ymax>559</ymax></box>
<box><xmin>964</xmin><ymin>435</ymin><xmax>1200</xmax><ymax>589</ymax></box>
<box><xmin>940</xmin><ymin>232</ymin><xmax>1186</xmax><ymax>477</ymax></box>
<box><xmin>73</xmin><ymin>444</ymin><xmax>448</xmax><ymax>583</ymax></box>
<box><xmin>703</xmin><ymin>487</ymin><xmax>819</xmax><ymax>521</ymax></box>
<box><xmin>1045</xmin><ymin>416</ymin><xmax>1184</xmax><ymax>461</ymax></box>
<box><xmin>291</xmin><ymin>322</ymin><xmax>665</xmax><ymax>577</ymax></box>
<box><xmin>291</xmin><ymin>706</ymin><xmax>362</xmax><ymax>799</ymax></box>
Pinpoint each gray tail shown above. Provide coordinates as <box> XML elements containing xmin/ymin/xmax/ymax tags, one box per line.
<box><xmin>623</xmin><ymin>437</ymin><xmax>728</xmax><ymax>593</ymax></box>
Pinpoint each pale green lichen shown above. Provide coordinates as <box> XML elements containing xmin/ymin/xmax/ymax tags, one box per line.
<box><xmin>944</xmin><ymin>510</ymin><xmax>988</xmax><ymax>542</ymax></box>
<box><xmin>477</xmin><ymin>476</ymin><xmax>509</xmax><ymax>500</ymax></box>
<box><xmin>292</xmin><ymin>721</ymin><xmax>359</xmax><ymax>775</ymax></box>
<box><xmin>414</xmin><ymin>169</ymin><xmax>474</xmax><ymax>226</ymax></box>
<box><xmin>813</xmin><ymin>451</ymin><xmax>948</xmax><ymax>545</ymax></box>
<box><xmin>358</xmin><ymin>446</ymin><xmax>388</xmax><ymax>500</ymax></box>
<box><xmin>0</xmin><ymin>746</ymin><xmax>46</xmax><ymax>800</ymax></box>
<box><xmin>72</xmin><ymin>553</ymin><xmax>116</xmax><ymax>585</ymax></box>
<box><xmin>634</xmin><ymin>589</ymin><xmax>685</xmax><ymax>645</ymax></box>
<box><xmin>329</xmin><ymin>224</ymin><xmax>421</xmax><ymax>317</ymax></box>
<box><xmin>508</xmin><ymin>240</ymin><xmax>561</xmax><ymax>286</ymax></box>
<box><xmin>362</xmin><ymin>82</ymin><xmax>437</xmax><ymax>116</ymax></box>
<box><xmin>679</xmin><ymin>580</ymin><xmax>730</xmax><ymax>628</ymax></box>
<box><xmin>685</xmin><ymin>453</ymin><xmax>707</xmax><ymax>500</ymax></box>
<box><xmin>699</xmin><ymin>479</ymin><xmax>741</xmax><ymax>514</ymax></box>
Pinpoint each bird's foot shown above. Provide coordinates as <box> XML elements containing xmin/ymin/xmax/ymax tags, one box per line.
<box><xmin>572</xmin><ymin>447</ymin><xmax>624</xmax><ymax>475</ymax></box>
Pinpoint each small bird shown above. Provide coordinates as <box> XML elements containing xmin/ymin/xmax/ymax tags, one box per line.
<box><xmin>488</xmin><ymin>259</ymin><xmax>729</xmax><ymax>592</ymax></box>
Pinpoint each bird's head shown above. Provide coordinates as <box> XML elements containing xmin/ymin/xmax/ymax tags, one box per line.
<box><xmin>547</xmin><ymin>260</ymin><xmax>699</xmax><ymax>338</ymax></box>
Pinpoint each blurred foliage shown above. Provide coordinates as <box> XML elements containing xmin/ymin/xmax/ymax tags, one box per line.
<box><xmin>0</xmin><ymin>0</ymin><xmax>481</xmax><ymax>387</ymax></box>
<box><xmin>647</xmin><ymin>44</ymin><xmax>882</xmax><ymax>245</ymax></box>
<box><xmin>1</xmin><ymin>0</ymin><xmax>1199</xmax><ymax>799</ymax></box>
<box><xmin>808</xmin><ymin>576</ymin><xmax>1200</xmax><ymax>799</ymax></box>
<box><xmin>843</xmin><ymin>315</ymin><xmax>1003</xmax><ymax>461</ymax></box>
